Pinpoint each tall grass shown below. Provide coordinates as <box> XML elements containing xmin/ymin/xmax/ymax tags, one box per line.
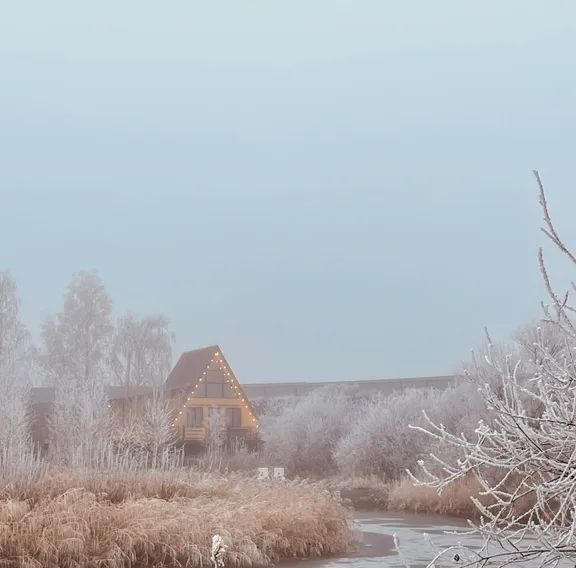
<box><xmin>388</xmin><ymin>476</ymin><xmax>482</xmax><ymax>518</ymax></box>
<box><xmin>320</xmin><ymin>475</ymin><xmax>390</xmax><ymax>510</ymax></box>
<box><xmin>0</xmin><ymin>468</ymin><xmax>354</xmax><ymax>567</ymax></box>
<box><xmin>387</xmin><ymin>474</ymin><xmax>536</xmax><ymax>519</ymax></box>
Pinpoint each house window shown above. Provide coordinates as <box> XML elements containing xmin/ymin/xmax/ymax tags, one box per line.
<box><xmin>187</xmin><ymin>407</ymin><xmax>203</xmax><ymax>427</ymax></box>
<box><xmin>226</xmin><ymin>407</ymin><xmax>242</xmax><ymax>428</ymax></box>
<box><xmin>207</xmin><ymin>382</ymin><xmax>224</xmax><ymax>397</ymax></box>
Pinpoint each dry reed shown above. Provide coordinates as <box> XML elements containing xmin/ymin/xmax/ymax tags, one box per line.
<box><xmin>0</xmin><ymin>469</ymin><xmax>353</xmax><ymax>568</ymax></box>
<box><xmin>388</xmin><ymin>476</ymin><xmax>481</xmax><ymax>517</ymax></box>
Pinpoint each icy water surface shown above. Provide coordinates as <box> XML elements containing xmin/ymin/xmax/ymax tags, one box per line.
<box><xmin>279</xmin><ymin>511</ymin><xmax>570</xmax><ymax>568</ymax></box>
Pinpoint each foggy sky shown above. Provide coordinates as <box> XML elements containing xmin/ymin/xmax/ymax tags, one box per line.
<box><xmin>2</xmin><ymin>2</ymin><xmax>576</xmax><ymax>381</ymax></box>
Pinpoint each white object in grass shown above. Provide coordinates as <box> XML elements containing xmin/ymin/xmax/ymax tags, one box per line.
<box><xmin>211</xmin><ymin>534</ymin><xmax>227</xmax><ymax>568</ymax></box>
<box><xmin>257</xmin><ymin>467</ymin><xmax>269</xmax><ymax>480</ymax></box>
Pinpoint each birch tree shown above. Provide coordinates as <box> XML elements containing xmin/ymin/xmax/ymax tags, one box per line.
<box><xmin>0</xmin><ymin>271</ymin><xmax>34</xmax><ymax>468</ymax></box>
<box><xmin>111</xmin><ymin>313</ymin><xmax>173</xmax><ymax>390</ymax></box>
<box><xmin>41</xmin><ymin>270</ymin><xmax>113</xmax><ymax>387</ymax></box>
<box><xmin>410</xmin><ymin>172</ymin><xmax>576</xmax><ymax>568</ymax></box>
<box><xmin>41</xmin><ymin>271</ymin><xmax>114</xmax><ymax>465</ymax></box>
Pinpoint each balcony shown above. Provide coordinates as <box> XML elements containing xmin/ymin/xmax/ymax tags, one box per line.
<box><xmin>226</xmin><ymin>427</ymin><xmax>259</xmax><ymax>441</ymax></box>
<box><xmin>179</xmin><ymin>426</ymin><xmax>258</xmax><ymax>442</ymax></box>
<box><xmin>181</xmin><ymin>427</ymin><xmax>204</xmax><ymax>441</ymax></box>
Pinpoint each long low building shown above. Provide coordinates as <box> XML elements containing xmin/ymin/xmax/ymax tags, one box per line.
<box><xmin>242</xmin><ymin>374</ymin><xmax>457</xmax><ymax>399</ymax></box>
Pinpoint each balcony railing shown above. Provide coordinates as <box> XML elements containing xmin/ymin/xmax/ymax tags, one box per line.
<box><xmin>179</xmin><ymin>426</ymin><xmax>258</xmax><ymax>442</ymax></box>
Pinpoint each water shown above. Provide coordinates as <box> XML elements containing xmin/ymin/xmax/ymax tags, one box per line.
<box><xmin>280</xmin><ymin>511</ymin><xmax>571</xmax><ymax>568</ymax></box>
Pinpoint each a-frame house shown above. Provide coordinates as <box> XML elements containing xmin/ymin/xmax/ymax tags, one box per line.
<box><xmin>165</xmin><ymin>345</ymin><xmax>259</xmax><ymax>452</ymax></box>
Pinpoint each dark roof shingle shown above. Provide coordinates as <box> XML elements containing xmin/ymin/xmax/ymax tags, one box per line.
<box><xmin>164</xmin><ymin>344</ymin><xmax>220</xmax><ymax>391</ymax></box>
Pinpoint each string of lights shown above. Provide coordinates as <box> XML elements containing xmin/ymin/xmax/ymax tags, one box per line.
<box><xmin>171</xmin><ymin>350</ymin><xmax>259</xmax><ymax>431</ymax></box>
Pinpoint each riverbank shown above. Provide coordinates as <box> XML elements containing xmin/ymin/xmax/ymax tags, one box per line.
<box><xmin>321</xmin><ymin>475</ymin><xmax>481</xmax><ymax>518</ymax></box>
<box><xmin>0</xmin><ymin>468</ymin><xmax>354</xmax><ymax>567</ymax></box>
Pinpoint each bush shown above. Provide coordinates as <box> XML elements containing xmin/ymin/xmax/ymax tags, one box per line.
<box><xmin>261</xmin><ymin>386</ymin><xmax>359</xmax><ymax>476</ymax></box>
<box><xmin>333</xmin><ymin>388</ymin><xmax>440</xmax><ymax>479</ymax></box>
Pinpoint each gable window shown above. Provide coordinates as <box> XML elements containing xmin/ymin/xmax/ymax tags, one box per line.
<box><xmin>226</xmin><ymin>407</ymin><xmax>242</xmax><ymax>428</ymax></box>
<box><xmin>207</xmin><ymin>382</ymin><xmax>224</xmax><ymax>397</ymax></box>
<box><xmin>187</xmin><ymin>406</ymin><xmax>203</xmax><ymax>427</ymax></box>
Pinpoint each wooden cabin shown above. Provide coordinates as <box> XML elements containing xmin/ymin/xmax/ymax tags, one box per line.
<box><xmin>165</xmin><ymin>345</ymin><xmax>260</xmax><ymax>453</ymax></box>
<box><xmin>28</xmin><ymin>345</ymin><xmax>259</xmax><ymax>455</ymax></box>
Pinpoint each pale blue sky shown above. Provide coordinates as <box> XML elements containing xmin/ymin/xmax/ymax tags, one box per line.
<box><xmin>1</xmin><ymin>2</ymin><xmax>576</xmax><ymax>381</ymax></box>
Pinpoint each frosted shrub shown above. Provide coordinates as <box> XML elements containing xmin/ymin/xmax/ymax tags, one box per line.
<box><xmin>334</xmin><ymin>389</ymin><xmax>439</xmax><ymax>479</ymax></box>
<box><xmin>334</xmin><ymin>383</ymin><xmax>487</xmax><ymax>480</ymax></box>
<box><xmin>431</xmin><ymin>381</ymin><xmax>489</xmax><ymax>439</ymax></box>
<box><xmin>251</xmin><ymin>395</ymin><xmax>298</xmax><ymax>418</ymax></box>
<box><xmin>262</xmin><ymin>386</ymin><xmax>358</xmax><ymax>475</ymax></box>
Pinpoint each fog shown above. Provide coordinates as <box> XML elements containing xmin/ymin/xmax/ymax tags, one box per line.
<box><xmin>2</xmin><ymin>2</ymin><xmax>576</xmax><ymax>380</ymax></box>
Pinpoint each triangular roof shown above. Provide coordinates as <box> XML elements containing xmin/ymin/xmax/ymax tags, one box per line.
<box><xmin>165</xmin><ymin>345</ymin><xmax>219</xmax><ymax>391</ymax></box>
<box><xmin>166</xmin><ymin>345</ymin><xmax>259</xmax><ymax>422</ymax></box>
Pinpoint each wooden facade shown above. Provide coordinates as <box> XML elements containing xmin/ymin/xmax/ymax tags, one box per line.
<box><xmin>165</xmin><ymin>345</ymin><xmax>260</xmax><ymax>451</ymax></box>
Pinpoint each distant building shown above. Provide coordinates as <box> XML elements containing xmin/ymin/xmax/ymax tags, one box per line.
<box><xmin>242</xmin><ymin>375</ymin><xmax>457</xmax><ymax>399</ymax></box>
<box><xmin>29</xmin><ymin>344</ymin><xmax>456</xmax><ymax>453</ymax></box>
<box><xmin>29</xmin><ymin>345</ymin><xmax>260</xmax><ymax>454</ymax></box>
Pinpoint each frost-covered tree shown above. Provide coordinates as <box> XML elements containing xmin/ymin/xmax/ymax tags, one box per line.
<box><xmin>108</xmin><ymin>388</ymin><xmax>175</xmax><ymax>465</ymax></box>
<box><xmin>141</xmin><ymin>390</ymin><xmax>176</xmax><ymax>463</ymax></box>
<box><xmin>111</xmin><ymin>313</ymin><xmax>173</xmax><ymax>389</ymax></box>
<box><xmin>0</xmin><ymin>271</ymin><xmax>35</xmax><ymax>468</ymax></box>
<box><xmin>41</xmin><ymin>271</ymin><xmax>114</xmax><ymax>464</ymax></box>
<box><xmin>334</xmin><ymin>384</ymin><xmax>486</xmax><ymax>479</ymax></box>
<box><xmin>410</xmin><ymin>172</ymin><xmax>576</xmax><ymax>568</ymax></box>
<box><xmin>336</xmin><ymin>389</ymin><xmax>432</xmax><ymax>479</ymax></box>
<box><xmin>50</xmin><ymin>377</ymin><xmax>110</xmax><ymax>467</ymax></box>
<box><xmin>41</xmin><ymin>270</ymin><xmax>114</xmax><ymax>387</ymax></box>
<box><xmin>251</xmin><ymin>395</ymin><xmax>298</xmax><ymax>418</ymax></box>
<box><xmin>262</xmin><ymin>386</ymin><xmax>358</xmax><ymax>475</ymax></box>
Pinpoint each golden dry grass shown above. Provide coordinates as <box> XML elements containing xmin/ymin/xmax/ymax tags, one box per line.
<box><xmin>387</xmin><ymin>474</ymin><xmax>536</xmax><ymax>519</ymax></box>
<box><xmin>318</xmin><ymin>475</ymin><xmax>480</xmax><ymax>516</ymax></box>
<box><xmin>0</xmin><ymin>469</ymin><xmax>354</xmax><ymax>568</ymax></box>
<box><xmin>387</xmin><ymin>476</ymin><xmax>481</xmax><ymax>518</ymax></box>
<box><xmin>320</xmin><ymin>475</ymin><xmax>390</xmax><ymax>511</ymax></box>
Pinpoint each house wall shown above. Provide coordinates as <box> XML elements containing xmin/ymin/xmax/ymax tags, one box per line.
<box><xmin>170</xmin><ymin>359</ymin><xmax>258</xmax><ymax>443</ymax></box>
